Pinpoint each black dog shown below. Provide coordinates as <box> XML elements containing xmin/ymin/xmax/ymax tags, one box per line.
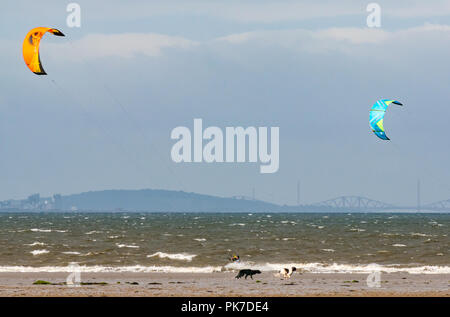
<box><xmin>235</xmin><ymin>269</ymin><xmax>262</xmax><ymax>279</ymax></box>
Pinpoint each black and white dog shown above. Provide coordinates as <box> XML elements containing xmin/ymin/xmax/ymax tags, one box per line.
<box><xmin>278</xmin><ymin>267</ymin><xmax>296</xmax><ymax>279</ymax></box>
<box><xmin>235</xmin><ymin>269</ymin><xmax>262</xmax><ymax>279</ymax></box>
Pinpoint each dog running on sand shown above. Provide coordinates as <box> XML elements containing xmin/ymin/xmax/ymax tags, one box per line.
<box><xmin>279</xmin><ymin>267</ymin><xmax>297</xmax><ymax>279</ymax></box>
<box><xmin>235</xmin><ymin>269</ymin><xmax>262</xmax><ymax>279</ymax></box>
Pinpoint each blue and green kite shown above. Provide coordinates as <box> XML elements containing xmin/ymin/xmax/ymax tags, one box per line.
<box><xmin>369</xmin><ymin>99</ymin><xmax>403</xmax><ymax>140</ymax></box>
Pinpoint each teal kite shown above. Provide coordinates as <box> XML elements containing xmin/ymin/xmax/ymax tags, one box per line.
<box><xmin>369</xmin><ymin>99</ymin><xmax>403</xmax><ymax>140</ymax></box>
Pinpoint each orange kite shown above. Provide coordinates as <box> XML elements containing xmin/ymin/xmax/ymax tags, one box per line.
<box><xmin>22</xmin><ymin>27</ymin><xmax>65</xmax><ymax>75</ymax></box>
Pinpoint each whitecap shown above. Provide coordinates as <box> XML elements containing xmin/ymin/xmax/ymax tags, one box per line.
<box><xmin>147</xmin><ymin>252</ymin><xmax>197</xmax><ymax>262</ymax></box>
<box><xmin>410</xmin><ymin>232</ymin><xmax>431</xmax><ymax>237</ymax></box>
<box><xmin>25</xmin><ymin>242</ymin><xmax>46</xmax><ymax>246</ymax></box>
<box><xmin>116</xmin><ymin>243</ymin><xmax>140</xmax><ymax>249</ymax></box>
<box><xmin>224</xmin><ymin>262</ymin><xmax>450</xmax><ymax>274</ymax></box>
<box><xmin>30</xmin><ymin>228</ymin><xmax>51</xmax><ymax>233</ymax></box>
<box><xmin>31</xmin><ymin>249</ymin><xmax>49</xmax><ymax>256</ymax></box>
<box><xmin>0</xmin><ymin>265</ymin><xmax>220</xmax><ymax>273</ymax></box>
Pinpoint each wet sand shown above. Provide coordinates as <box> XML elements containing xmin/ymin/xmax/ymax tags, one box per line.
<box><xmin>0</xmin><ymin>272</ymin><xmax>448</xmax><ymax>297</ymax></box>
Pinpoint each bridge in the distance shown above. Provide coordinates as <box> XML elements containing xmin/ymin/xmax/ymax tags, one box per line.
<box><xmin>421</xmin><ymin>199</ymin><xmax>450</xmax><ymax>212</ymax></box>
<box><xmin>232</xmin><ymin>194</ymin><xmax>450</xmax><ymax>212</ymax></box>
<box><xmin>305</xmin><ymin>196</ymin><xmax>450</xmax><ymax>212</ymax></box>
<box><xmin>311</xmin><ymin>196</ymin><xmax>395</xmax><ymax>211</ymax></box>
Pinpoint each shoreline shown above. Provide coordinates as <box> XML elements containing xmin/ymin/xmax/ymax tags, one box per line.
<box><xmin>0</xmin><ymin>272</ymin><xmax>448</xmax><ymax>297</ymax></box>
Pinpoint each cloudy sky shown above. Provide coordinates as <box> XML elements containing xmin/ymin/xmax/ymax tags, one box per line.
<box><xmin>1</xmin><ymin>0</ymin><xmax>450</xmax><ymax>206</ymax></box>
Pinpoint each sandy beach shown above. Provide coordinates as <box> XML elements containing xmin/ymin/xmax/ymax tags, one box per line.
<box><xmin>0</xmin><ymin>272</ymin><xmax>448</xmax><ymax>297</ymax></box>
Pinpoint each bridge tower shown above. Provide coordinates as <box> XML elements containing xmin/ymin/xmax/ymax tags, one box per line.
<box><xmin>417</xmin><ymin>179</ymin><xmax>421</xmax><ymax>212</ymax></box>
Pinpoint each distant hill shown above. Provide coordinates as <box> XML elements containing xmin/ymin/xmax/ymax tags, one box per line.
<box><xmin>7</xmin><ymin>189</ymin><xmax>434</xmax><ymax>212</ymax></box>
<box><xmin>60</xmin><ymin>189</ymin><xmax>283</xmax><ymax>212</ymax></box>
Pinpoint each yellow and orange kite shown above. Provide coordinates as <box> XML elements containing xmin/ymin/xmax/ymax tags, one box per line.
<box><xmin>22</xmin><ymin>27</ymin><xmax>65</xmax><ymax>75</ymax></box>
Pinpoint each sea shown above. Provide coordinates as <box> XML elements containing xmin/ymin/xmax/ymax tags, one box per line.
<box><xmin>0</xmin><ymin>212</ymin><xmax>448</xmax><ymax>274</ymax></box>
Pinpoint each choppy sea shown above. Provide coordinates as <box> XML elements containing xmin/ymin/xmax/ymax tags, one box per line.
<box><xmin>0</xmin><ymin>212</ymin><xmax>448</xmax><ymax>274</ymax></box>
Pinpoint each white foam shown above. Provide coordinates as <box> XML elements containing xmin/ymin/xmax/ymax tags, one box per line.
<box><xmin>147</xmin><ymin>252</ymin><xmax>197</xmax><ymax>262</ymax></box>
<box><xmin>0</xmin><ymin>262</ymin><xmax>448</xmax><ymax>274</ymax></box>
<box><xmin>62</xmin><ymin>251</ymin><xmax>81</xmax><ymax>255</ymax></box>
<box><xmin>0</xmin><ymin>265</ymin><xmax>222</xmax><ymax>273</ymax></box>
<box><xmin>194</xmin><ymin>238</ymin><xmax>206</xmax><ymax>242</ymax></box>
<box><xmin>29</xmin><ymin>229</ymin><xmax>67</xmax><ymax>233</ymax></box>
<box><xmin>410</xmin><ymin>232</ymin><xmax>432</xmax><ymax>237</ymax></box>
<box><xmin>223</xmin><ymin>262</ymin><xmax>450</xmax><ymax>274</ymax></box>
<box><xmin>30</xmin><ymin>228</ymin><xmax>51</xmax><ymax>233</ymax></box>
<box><xmin>116</xmin><ymin>243</ymin><xmax>139</xmax><ymax>249</ymax></box>
<box><xmin>30</xmin><ymin>250</ymin><xmax>49</xmax><ymax>256</ymax></box>
<box><xmin>25</xmin><ymin>242</ymin><xmax>46</xmax><ymax>246</ymax></box>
